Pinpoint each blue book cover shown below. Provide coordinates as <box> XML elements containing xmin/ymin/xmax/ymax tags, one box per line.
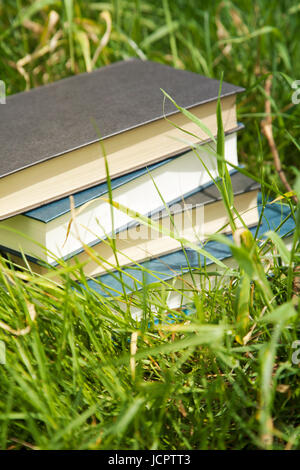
<box><xmin>24</xmin><ymin>158</ymin><xmax>173</xmax><ymax>223</ymax></box>
<box><xmin>0</xmin><ymin>166</ymin><xmax>256</xmax><ymax>265</ymax></box>
<box><xmin>85</xmin><ymin>195</ymin><xmax>296</xmax><ymax>298</ymax></box>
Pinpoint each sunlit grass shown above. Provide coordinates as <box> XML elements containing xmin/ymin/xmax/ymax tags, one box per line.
<box><xmin>0</xmin><ymin>0</ymin><xmax>299</xmax><ymax>450</ymax></box>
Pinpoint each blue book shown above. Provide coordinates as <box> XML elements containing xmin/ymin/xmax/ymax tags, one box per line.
<box><xmin>85</xmin><ymin>195</ymin><xmax>296</xmax><ymax>300</ymax></box>
<box><xmin>2</xmin><ymin>167</ymin><xmax>259</xmax><ymax>275</ymax></box>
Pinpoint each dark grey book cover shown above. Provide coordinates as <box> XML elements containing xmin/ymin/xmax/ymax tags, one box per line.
<box><xmin>155</xmin><ymin>169</ymin><xmax>260</xmax><ymax>218</ymax></box>
<box><xmin>89</xmin><ymin>170</ymin><xmax>260</xmax><ymax>245</ymax></box>
<box><xmin>0</xmin><ymin>59</ymin><xmax>243</xmax><ymax>180</ymax></box>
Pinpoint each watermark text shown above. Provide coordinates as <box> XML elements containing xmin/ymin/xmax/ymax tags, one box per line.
<box><xmin>292</xmin><ymin>80</ymin><xmax>300</xmax><ymax>104</ymax></box>
<box><xmin>0</xmin><ymin>341</ymin><xmax>6</xmax><ymax>365</ymax></box>
<box><xmin>0</xmin><ymin>80</ymin><xmax>6</xmax><ymax>104</ymax></box>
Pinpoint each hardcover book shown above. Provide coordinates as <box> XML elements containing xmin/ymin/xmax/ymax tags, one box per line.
<box><xmin>86</xmin><ymin>196</ymin><xmax>296</xmax><ymax>306</ymax></box>
<box><xmin>5</xmin><ymin>171</ymin><xmax>260</xmax><ymax>279</ymax></box>
<box><xmin>0</xmin><ymin>59</ymin><xmax>243</xmax><ymax>219</ymax></box>
<box><xmin>0</xmin><ymin>129</ymin><xmax>240</xmax><ymax>262</ymax></box>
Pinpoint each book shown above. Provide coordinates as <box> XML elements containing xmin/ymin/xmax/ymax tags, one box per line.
<box><xmin>0</xmin><ymin>59</ymin><xmax>243</xmax><ymax>219</ymax></box>
<box><xmin>85</xmin><ymin>195</ymin><xmax>296</xmax><ymax>309</ymax></box>
<box><xmin>0</xmin><ymin>129</ymin><xmax>240</xmax><ymax>263</ymax></box>
<box><xmin>5</xmin><ymin>171</ymin><xmax>260</xmax><ymax>278</ymax></box>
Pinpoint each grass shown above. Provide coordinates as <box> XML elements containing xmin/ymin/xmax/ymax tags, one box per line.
<box><xmin>0</xmin><ymin>0</ymin><xmax>299</xmax><ymax>450</ymax></box>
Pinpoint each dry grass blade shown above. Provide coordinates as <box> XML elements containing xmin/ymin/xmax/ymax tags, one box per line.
<box><xmin>130</xmin><ymin>331</ymin><xmax>139</xmax><ymax>381</ymax></box>
<box><xmin>292</xmin><ymin>265</ymin><xmax>300</xmax><ymax>305</ymax></box>
<box><xmin>261</xmin><ymin>75</ymin><xmax>298</xmax><ymax>204</ymax></box>
<box><xmin>0</xmin><ymin>301</ymin><xmax>36</xmax><ymax>336</ymax></box>
<box><xmin>92</xmin><ymin>11</ymin><xmax>112</xmax><ymax>67</ymax></box>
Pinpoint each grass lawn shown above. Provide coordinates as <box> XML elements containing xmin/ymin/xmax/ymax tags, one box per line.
<box><xmin>0</xmin><ymin>0</ymin><xmax>299</xmax><ymax>450</ymax></box>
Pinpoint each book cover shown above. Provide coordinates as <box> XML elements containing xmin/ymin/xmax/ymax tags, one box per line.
<box><xmin>1</xmin><ymin>59</ymin><xmax>244</xmax><ymax>179</ymax></box>
<box><xmin>86</xmin><ymin>196</ymin><xmax>296</xmax><ymax>297</ymax></box>
<box><xmin>0</xmin><ymin>168</ymin><xmax>258</xmax><ymax>264</ymax></box>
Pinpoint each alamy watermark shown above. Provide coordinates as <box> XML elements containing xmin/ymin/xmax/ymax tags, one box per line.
<box><xmin>0</xmin><ymin>80</ymin><xmax>6</xmax><ymax>104</ymax></box>
<box><xmin>0</xmin><ymin>341</ymin><xmax>6</xmax><ymax>365</ymax></box>
<box><xmin>292</xmin><ymin>80</ymin><xmax>300</xmax><ymax>104</ymax></box>
<box><xmin>104</xmin><ymin>203</ymin><xmax>205</xmax><ymax>241</ymax></box>
<box><xmin>292</xmin><ymin>340</ymin><xmax>300</xmax><ymax>365</ymax></box>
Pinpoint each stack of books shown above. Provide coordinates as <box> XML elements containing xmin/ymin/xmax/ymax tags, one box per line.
<box><xmin>0</xmin><ymin>59</ymin><xmax>292</xmax><ymax>305</ymax></box>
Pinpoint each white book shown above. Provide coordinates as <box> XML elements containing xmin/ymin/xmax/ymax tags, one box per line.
<box><xmin>0</xmin><ymin>132</ymin><xmax>238</xmax><ymax>264</ymax></box>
